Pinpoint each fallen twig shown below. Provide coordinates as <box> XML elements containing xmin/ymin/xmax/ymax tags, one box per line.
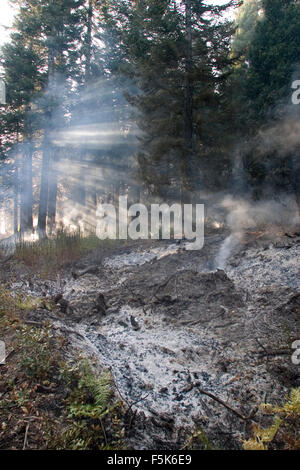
<box><xmin>254</xmin><ymin>340</ymin><xmax>291</xmax><ymax>358</ymax></box>
<box><xmin>3</xmin><ymin>348</ymin><xmax>15</xmax><ymax>362</ymax></box>
<box><xmin>22</xmin><ymin>423</ymin><xmax>30</xmax><ymax>450</ymax></box>
<box><xmin>255</xmin><ymin>338</ymin><xmax>269</xmax><ymax>356</ymax></box>
<box><xmin>52</xmin><ymin>324</ymin><xmax>86</xmax><ymax>340</ymax></box>
<box><xmin>257</xmin><ymin>349</ymin><xmax>291</xmax><ymax>358</ymax></box>
<box><xmin>151</xmin><ymin>273</ymin><xmax>178</xmax><ymax>301</ymax></box>
<box><xmin>181</xmin><ymin>383</ymin><xmax>257</xmax><ymax>422</ymax></box>
<box><xmin>197</xmin><ymin>387</ymin><xmax>254</xmax><ymax>421</ymax></box>
<box><xmin>1</xmin><ymin>255</ymin><xmax>14</xmax><ymax>264</ymax></box>
<box><xmin>25</xmin><ymin>320</ymin><xmax>45</xmax><ymax>327</ymax></box>
<box><xmin>71</xmin><ymin>265</ymin><xmax>99</xmax><ymax>280</ymax></box>
<box><xmin>112</xmin><ymin>374</ymin><xmax>131</xmax><ymax>408</ymax></box>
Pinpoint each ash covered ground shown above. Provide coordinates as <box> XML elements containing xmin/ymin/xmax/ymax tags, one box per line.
<box><xmin>2</xmin><ymin>226</ymin><xmax>300</xmax><ymax>449</ymax></box>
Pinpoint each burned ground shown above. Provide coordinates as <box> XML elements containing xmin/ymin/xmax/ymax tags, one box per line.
<box><xmin>0</xmin><ymin>227</ymin><xmax>299</xmax><ymax>449</ymax></box>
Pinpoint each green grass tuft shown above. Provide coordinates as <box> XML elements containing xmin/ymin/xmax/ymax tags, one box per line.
<box><xmin>14</xmin><ymin>230</ymin><xmax>119</xmax><ymax>277</ymax></box>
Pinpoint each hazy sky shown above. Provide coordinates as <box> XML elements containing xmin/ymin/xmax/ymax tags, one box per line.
<box><xmin>0</xmin><ymin>0</ymin><xmax>234</xmax><ymax>47</ymax></box>
<box><xmin>0</xmin><ymin>1</ymin><xmax>15</xmax><ymax>46</ymax></box>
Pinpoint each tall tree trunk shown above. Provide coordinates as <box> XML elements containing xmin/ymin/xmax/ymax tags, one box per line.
<box><xmin>47</xmin><ymin>147</ymin><xmax>59</xmax><ymax>234</ymax></box>
<box><xmin>79</xmin><ymin>0</ymin><xmax>94</xmax><ymax>206</ymax></box>
<box><xmin>38</xmin><ymin>28</ymin><xmax>56</xmax><ymax>235</ymax></box>
<box><xmin>13</xmin><ymin>157</ymin><xmax>19</xmax><ymax>234</ymax></box>
<box><xmin>85</xmin><ymin>0</ymin><xmax>93</xmax><ymax>84</ymax></box>
<box><xmin>20</xmin><ymin>142</ymin><xmax>33</xmax><ymax>233</ymax></box>
<box><xmin>77</xmin><ymin>0</ymin><xmax>94</xmax><ymax>229</ymax></box>
<box><xmin>184</xmin><ymin>0</ymin><xmax>193</xmax><ymax>152</ymax></box>
<box><xmin>182</xmin><ymin>0</ymin><xmax>193</xmax><ymax>204</ymax></box>
<box><xmin>38</xmin><ymin>137</ymin><xmax>51</xmax><ymax>234</ymax></box>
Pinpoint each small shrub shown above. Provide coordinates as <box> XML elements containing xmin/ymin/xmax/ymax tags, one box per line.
<box><xmin>183</xmin><ymin>427</ymin><xmax>218</xmax><ymax>450</ymax></box>
<box><xmin>0</xmin><ymin>286</ymin><xmax>19</xmax><ymax>324</ymax></box>
<box><xmin>243</xmin><ymin>388</ymin><xmax>300</xmax><ymax>450</ymax></box>
<box><xmin>14</xmin><ymin>230</ymin><xmax>117</xmax><ymax>277</ymax></box>
<box><xmin>17</xmin><ymin>325</ymin><xmax>56</xmax><ymax>380</ymax></box>
<box><xmin>0</xmin><ymin>284</ymin><xmax>125</xmax><ymax>450</ymax></box>
<box><xmin>53</xmin><ymin>359</ymin><xmax>125</xmax><ymax>450</ymax></box>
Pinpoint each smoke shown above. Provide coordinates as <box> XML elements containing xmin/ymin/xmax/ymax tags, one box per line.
<box><xmin>215</xmin><ymin>233</ymin><xmax>241</xmax><ymax>270</ymax></box>
<box><xmin>213</xmin><ymin>74</ymin><xmax>300</xmax><ymax>271</ymax></box>
<box><xmin>1</xmin><ymin>54</ymin><xmax>300</xmax><ymax>246</ymax></box>
<box><xmin>223</xmin><ymin>195</ymin><xmax>299</xmax><ymax>230</ymax></box>
<box><xmin>214</xmin><ymin>195</ymin><xmax>299</xmax><ymax>270</ymax></box>
<box><xmin>0</xmin><ymin>73</ymin><xmax>140</xmax><ymax>237</ymax></box>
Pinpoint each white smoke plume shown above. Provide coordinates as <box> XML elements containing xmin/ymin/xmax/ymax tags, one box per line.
<box><xmin>215</xmin><ymin>195</ymin><xmax>299</xmax><ymax>270</ymax></box>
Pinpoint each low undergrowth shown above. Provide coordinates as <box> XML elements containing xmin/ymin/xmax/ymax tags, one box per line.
<box><xmin>182</xmin><ymin>427</ymin><xmax>219</xmax><ymax>450</ymax></box>
<box><xmin>51</xmin><ymin>360</ymin><xmax>125</xmax><ymax>450</ymax></box>
<box><xmin>243</xmin><ymin>388</ymin><xmax>300</xmax><ymax>450</ymax></box>
<box><xmin>13</xmin><ymin>230</ymin><xmax>121</xmax><ymax>277</ymax></box>
<box><xmin>0</xmin><ymin>285</ymin><xmax>125</xmax><ymax>450</ymax></box>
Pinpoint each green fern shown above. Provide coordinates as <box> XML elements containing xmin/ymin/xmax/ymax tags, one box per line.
<box><xmin>77</xmin><ymin>364</ymin><xmax>112</xmax><ymax>408</ymax></box>
<box><xmin>64</xmin><ymin>359</ymin><xmax>113</xmax><ymax>421</ymax></box>
<box><xmin>55</xmin><ymin>359</ymin><xmax>124</xmax><ymax>450</ymax></box>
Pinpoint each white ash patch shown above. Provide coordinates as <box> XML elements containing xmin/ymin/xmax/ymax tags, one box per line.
<box><xmin>227</xmin><ymin>243</ymin><xmax>300</xmax><ymax>293</ymax></box>
<box><xmin>103</xmin><ymin>243</ymin><xmax>182</xmax><ymax>268</ymax></box>
<box><xmin>75</xmin><ymin>303</ymin><xmax>279</xmax><ymax>443</ymax></box>
<box><xmin>81</xmin><ymin>305</ymin><xmax>223</xmax><ymax>424</ymax></box>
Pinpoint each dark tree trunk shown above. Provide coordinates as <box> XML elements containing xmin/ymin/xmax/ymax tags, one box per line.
<box><xmin>76</xmin><ymin>0</ymin><xmax>94</xmax><ymax>227</ymax></box>
<box><xmin>38</xmin><ymin>138</ymin><xmax>51</xmax><ymax>234</ymax></box>
<box><xmin>38</xmin><ymin>29</ymin><xmax>56</xmax><ymax>235</ymax></box>
<box><xmin>13</xmin><ymin>158</ymin><xmax>19</xmax><ymax>234</ymax></box>
<box><xmin>184</xmin><ymin>0</ymin><xmax>193</xmax><ymax>153</ymax></box>
<box><xmin>85</xmin><ymin>0</ymin><xmax>93</xmax><ymax>84</ymax></box>
<box><xmin>182</xmin><ymin>0</ymin><xmax>193</xmax><ymax>204</ymax></box>
<box><xmin>47</xmin><ymin>147</ymin><xmax>59</xmax><ymax>234</ymax></box>
<box><xmin>20</xmin><ymin>142</ymin><xmax>33</xmax><ymax>233</ymax></box>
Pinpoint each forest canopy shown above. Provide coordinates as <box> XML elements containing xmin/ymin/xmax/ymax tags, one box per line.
<box><xmin>0</xmin><ymin>0</ymin><xmax>299</xmax><ymax>237</ymax></box>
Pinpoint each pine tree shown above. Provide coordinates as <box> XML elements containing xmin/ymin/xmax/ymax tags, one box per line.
<box><xmin>232</xmin><ymin>0</ymin><xmax>261</xmax><ymax>60</ymax></box>
<box><xmin>232</xmin><ymin>0</ymin><xmax>300</xmax><ymax>206</ymax></box>
<box><xmin>227</xmin><ymin>0</ymin><xmax>261</xmax><ymax>135</ymax></box>
<box><xmin>2</xmin><ymin>0</ymin><xmax>87</xmax><ymax>234</ymax></box>
<box><xmin>104</xmin><ymin>0</ymin><xmax>237</xmax><ymax>200</ymax></box>
<box><xmin>247</xmin><ymin>0</ymin><xmax>300</xmax><ymax>120</ymax></box>
<box><xmin>0</xmin><ymin>27</ymin><xmax>44</xmax><ymax>233</ymax></box>
<box><xmin>33</xmin><ymin>0</ymin><xmax>86</xmax><ymax>234</ymax></box>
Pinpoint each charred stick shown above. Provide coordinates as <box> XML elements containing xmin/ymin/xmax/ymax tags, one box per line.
<box><xmin>181</xmin><ymin>383</ymin><xmax>256</xmax><ymax>421</ymax></box>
